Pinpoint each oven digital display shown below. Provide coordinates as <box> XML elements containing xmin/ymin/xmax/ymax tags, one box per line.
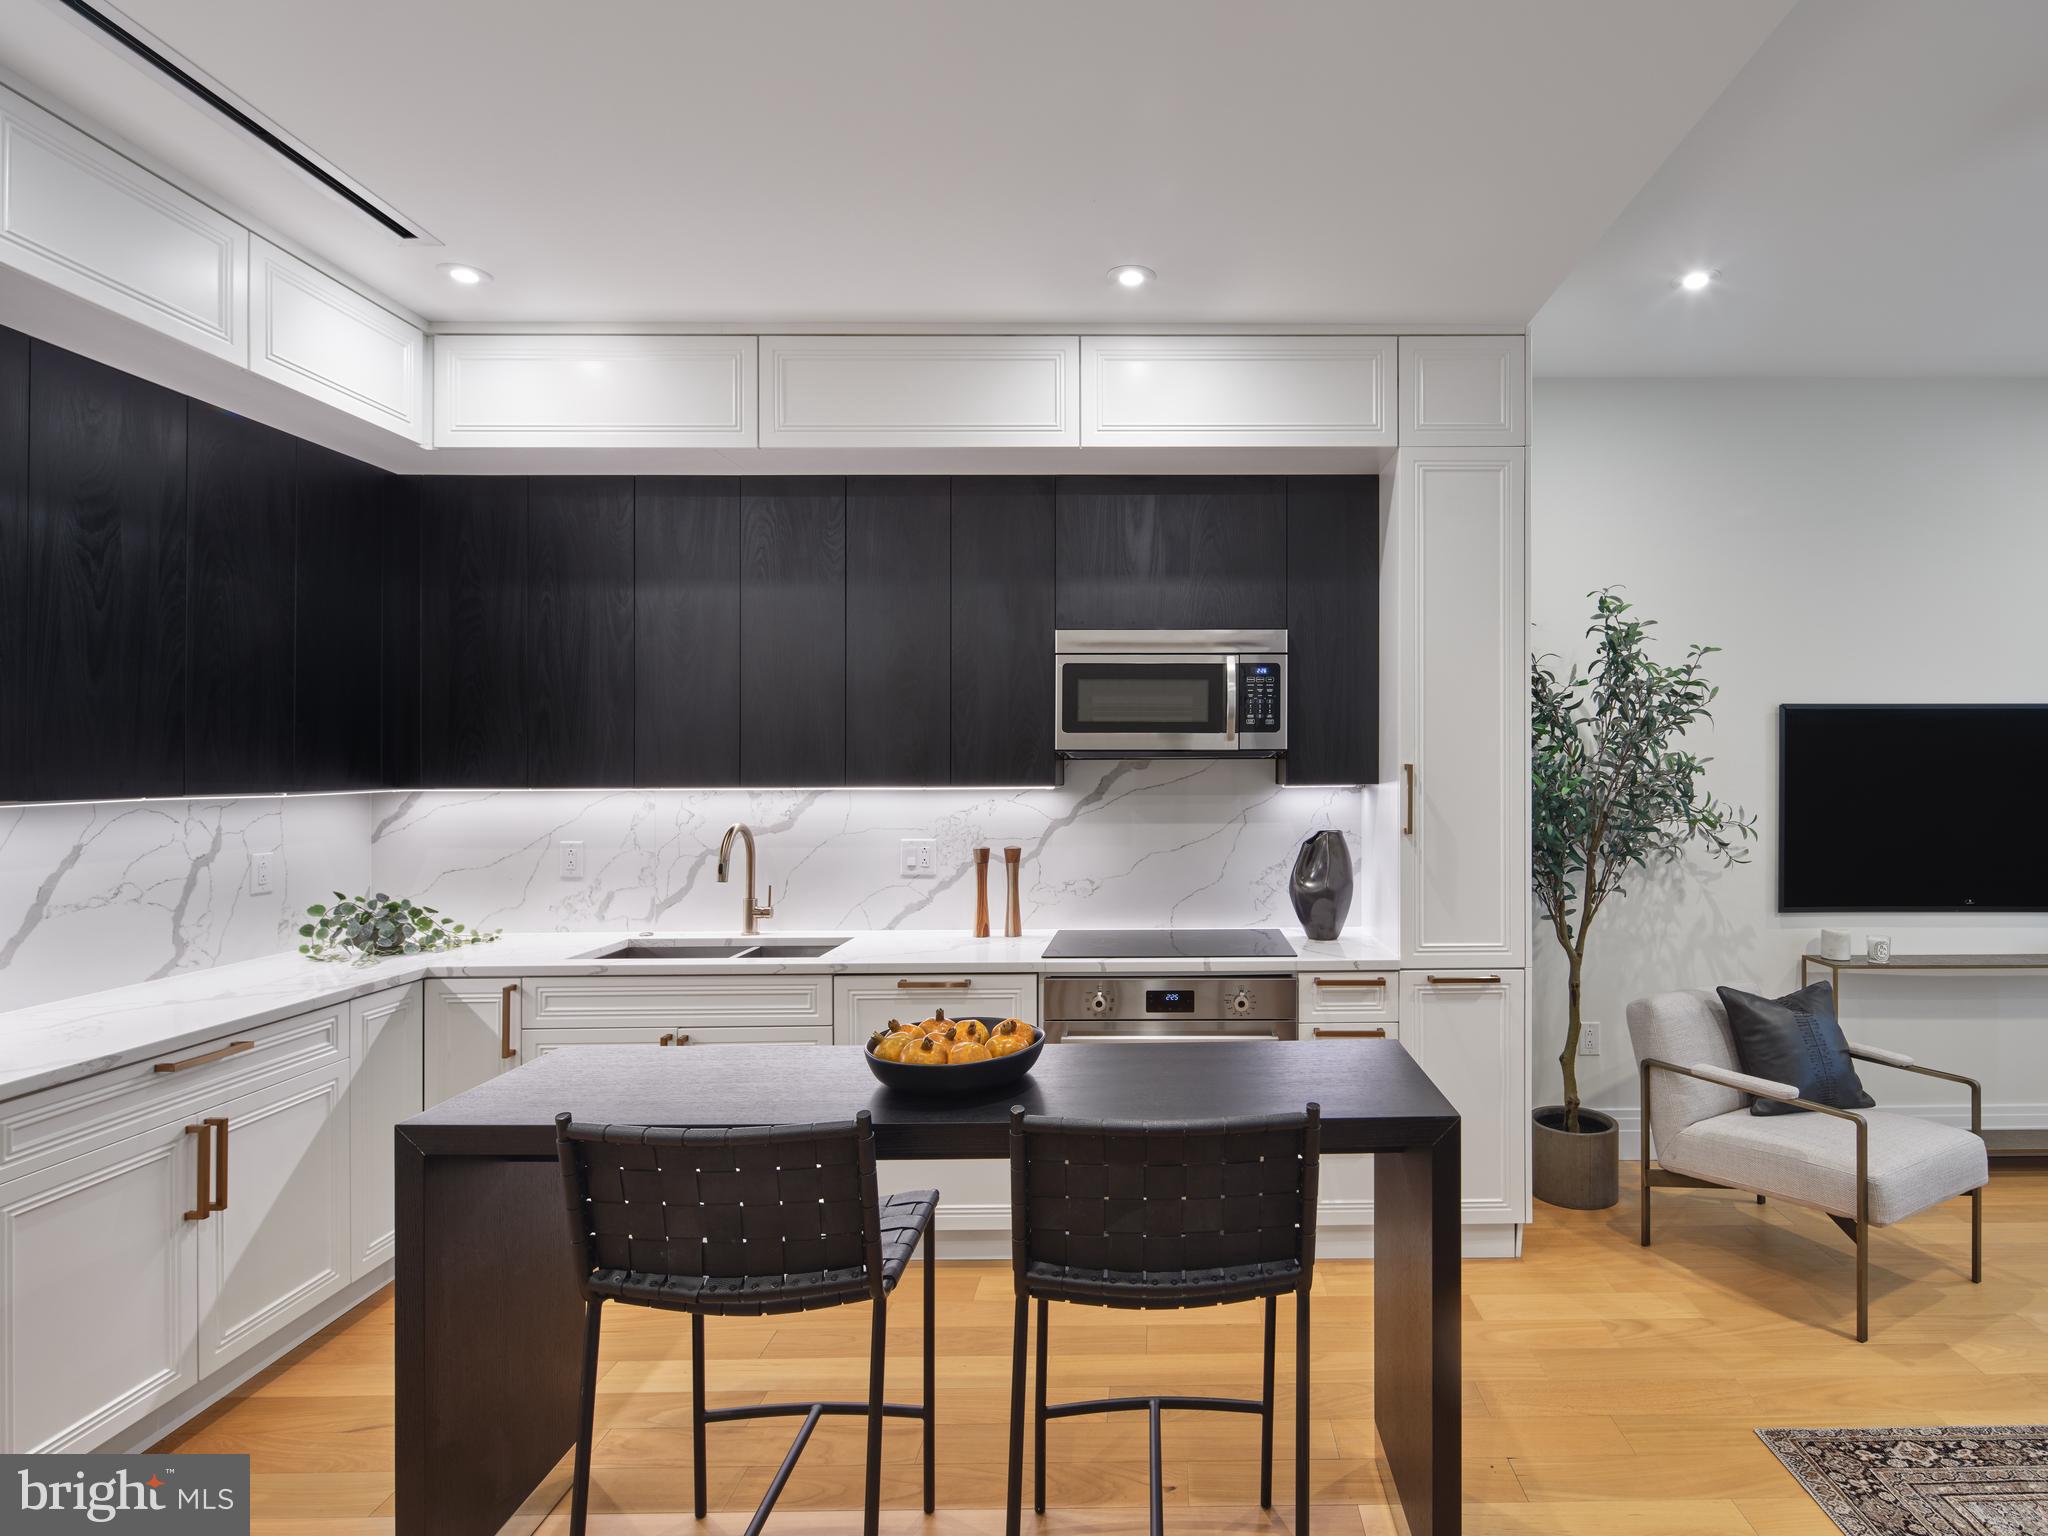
<box><xmin>1145</xmin><ymin>989</ymin><xmax>1196</xmax><ymax>1013</ymax></box>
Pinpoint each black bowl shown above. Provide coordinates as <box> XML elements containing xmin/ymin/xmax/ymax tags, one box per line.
<box><xmin>863</xmin><ymin>1017</ymin><xmax>1045</xmax><ymax>1094</ymax></box>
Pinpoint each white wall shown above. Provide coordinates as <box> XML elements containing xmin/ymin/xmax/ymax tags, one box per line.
<box><xmin>1532</xmin><ymin>378</ymin><xmax>2048</xmax><ymax>1134</ymax></box>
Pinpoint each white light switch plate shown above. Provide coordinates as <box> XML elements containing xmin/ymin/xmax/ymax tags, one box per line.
<box><xmin>249</xmin><ymin>850</ymin><xmax>275</xmax><ymax>895</ymax></box>
<box><xmin>560</xmin><ymin>841</ymin><xmax>584</xmax><ymax>880</ymax></box>
<box><xmin>900</xmin><ymin>838</ymin><xmax>936</xmax><ymax>879</ymax></box>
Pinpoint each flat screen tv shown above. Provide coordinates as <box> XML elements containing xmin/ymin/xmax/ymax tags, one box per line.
<box><xmin>1779</xmin><ymin>704</ymin><xmax>2048</xmax><ymax>912</ymax></box>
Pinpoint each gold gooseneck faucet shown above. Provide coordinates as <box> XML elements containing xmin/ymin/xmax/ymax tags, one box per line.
<box><xmin>716</xmin><ymin>822</ymin><xmax>774</xmax><ymax>936</ymax></box>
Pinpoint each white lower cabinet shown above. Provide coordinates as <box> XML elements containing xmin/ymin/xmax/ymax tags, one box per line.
<box><xmin>1298</xmin><ymin>974</ymin><xmax>1401</xmax><ymax>1227</ymax></box>
<box><xmin>424</xmin><ymin>978</ymin><xmax>522</xmax><ymax>1107</ymax></box>
<box><xmin>347</xmin><ymin>985</ymin><xmax>423</xmax><ymax>1278</ymax></box>
<box><xmin>1400</xmin><ymin>970</ymin><xmax>1528</xmax><ymax>1225</ymax></box>
<box><xmin>520</xmin><ymin>976</ymin><xmax>834</xmax><ymax>1057</ymax></box>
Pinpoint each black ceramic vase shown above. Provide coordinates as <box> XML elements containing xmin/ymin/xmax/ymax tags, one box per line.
<box><xmin>1289</xmin><ymin>830</ymin><xmax>1353</xmax><ymax>941</ymax></box>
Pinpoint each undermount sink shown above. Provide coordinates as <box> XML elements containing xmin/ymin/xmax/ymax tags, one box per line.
<box><xmin>739</xmin><ymin>941</ymin><xmax>846</xmax><ymax>958</ymax></box>
<box><xmin>578</xmin><ymin>937</ymin><xmax>848</xmax><ymax>961</ymax></box>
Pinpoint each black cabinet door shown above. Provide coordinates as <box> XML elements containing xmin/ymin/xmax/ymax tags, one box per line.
<box><xmin>952</xmin><ymin>478</ymin><xmax>1055</xmax><ymax>785</ymax></box>
<box><xmin>186</xmin><ymin>404</ymin><xmax>295</xmax><ymax>794</ymax></box>
<box><xmin>1285</xmin><ymin>475</ymin><xmax>1380</xmax><ymax>785</ymax></box>
<box><xmin>18</xmin><ymin>342</ymin><xmax>188</xmax><ymax>801</ymax></box>
<box><xmin>379</xmin><ymin>477</ymin><xmax>422</xmax><ymax>789</ymax></box>
<box><xmin>636</xmin><ymin>478</ymin><xmax>740</xmax><ymax>786</ymax></box>
<box><xmin>847</xmin><ymin>478</ymin><xmax>949</xmax><ymax>785</ymax></box>
<box><xmin>292</xmin><ymin>441</ymin><xmax>387</xmax><ymax>791</ymax></box>
<box><xmin>528</xmin><ymin>477</ymin><xmax>635</xmax><ymax>787</ymax></box>
<box><xmin>740</xmin><ymin>477</ymin><xmax>845</xmax><ymax>786</ymax></box>
<box><xmin>0</xmin><ymin>329</ymin><xmax>27</xmax><ymax>801</ymax></box>
<box><xmin>420</xmin><ymin>477</ymin><xmax>527</xmax><ymax>787</ymax></box>
<box><xmin>1055</xmin><ymin>475</ymin><xmax>1287</xmax><ymax>631</ymax></box>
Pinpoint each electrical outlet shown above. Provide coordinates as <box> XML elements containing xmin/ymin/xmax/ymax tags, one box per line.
<box><xmin>1578</xmin><ymin>1020</ymin><xmax>1602</xmax><ymax>1056</ymax></box>
<box><xmin>900</xmin><ymin>838</ymin><xmax>937</xmax><ymax>879</ymax></box>
<box><xmin>249</xmin><ymin>850</ymin><xmax>275</xmax><ymax>896</ymax></box>
<box><xmin>560</xmin><ymin>841</ymin><xmax>584</xmax><ymax>880</ymax></box>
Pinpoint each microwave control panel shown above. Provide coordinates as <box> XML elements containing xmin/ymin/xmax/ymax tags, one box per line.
<box><xmin>1240</xmin><ymin>662</ymin><xmax>1282</xmax><ymax>732</ymax></box>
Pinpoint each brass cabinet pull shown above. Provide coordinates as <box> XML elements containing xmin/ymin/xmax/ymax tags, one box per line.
<box><xmin>184</xmin><ymin>1125</ymin><xmax>211</xmax><ymax>1222</ymax></box>
<box><xmin>1402</xmin><ymin>763</ymin><xmax>1416</xmax><ymax>836</ymax></box>
<box><xmin>896</xmin><ymin>979</ymin><xmax>973</xmax><ymax>990</ymax></box>
<box><xmin>154</xmin><ymin>1040</ymin><xmax>255</xmax><ymax>1074</ymax></box>
<box><xmin>670</xmin><ymin>1034</ymin><xmax>690</xmax><ymax>1047</ymax></box>
<box><xmin>1314</xmin><ymin>976</ymin><xmax>1388</xmax><ymax>989</ymax></box>
<box><xmin>1425</xmin><ymin>974</ymin><xmax>1503</xmax><ymax>985</ymax></box>
<box><xmin>1313</xmin><ymin>1027</ymin><xmax>1387</xmax><ymax>1039</ymax></box>
<box><xmin>499</xmin><ymin>983</ymin><xmax>518</xmax><ymax>1059</ymax></box>
<box><xmin>658</xmin><ymin>1033</ymin><xmax>674</xmax><ymax>1047</ymax></box>
<box><xmin>205</xmin><ymin>1117</ymin><xmax>229</xmax><ymax>1212</ymax></box>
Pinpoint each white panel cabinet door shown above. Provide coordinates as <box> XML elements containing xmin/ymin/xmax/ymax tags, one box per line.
<box><xmin>1401</xmin><ymin>970</ymin><xmax>1528</xmax><ymax>1225</ymax></box>
<box><xmin>433</xmin><ymin>334</ymin><xmax>757</xmax><ymax>448</ymax></box>
<box><xmin>1294</xmin><ymin>1003</ymin><xmax>1401</xmax><ymax>1228</ymax></box>
<box><xmin>249</xmin><ymin>237</ymin><xmax>424</xmax><ymax>439</ymax></box>
<box><xmin>347</xmin><ymin>984</ymin><xmax>423</xmax><ymax>1279</ymax></box>
<box><xmin>0</xmin><ymin>83</ymin><xmax>247</xmax><ymax>363</ymax></box>
<box><xmin>760</xmin><ymin>335</ymin><xmax>1079</xmax><ymax>447</ymax></box>
<box><xmin>1398</xmin><ymin>446</ymin><xmax>1527</xmax><ymax>969</ymax></box>
<box><xmin>1081</xmin><ymin>335</ymin><xmax>1396</xmax><ymax>447</ymax></box>
<box><xmin>196</xmin><ymin>1061</ymin><xmax>352</xmax><ymax>1375</ymax></box>
<box><xmin>0</xmin><ymin>1120</ymin><xmax>201</xmax><ymax>1452</ymax></box>
<box><xmin>1399</xmin><ymin>336</ymin><xmax>1526</xmax><ymax>447</ymax></box>
<box><xmin>424</xmin><ymin>979</ymin><xmax>522</xmax><ymax>1108</ymax></box>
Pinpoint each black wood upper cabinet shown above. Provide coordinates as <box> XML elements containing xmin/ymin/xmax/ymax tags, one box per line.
<box><xmin>1055</xmin><ymin>475</ymin><xmax>1287</xmax><ymax>632</ymax></box>
<box><xmin>740</xmin><ymin>477</ymin><xmax>845</xmax><ymax>786</ymax></box>
<box><xmin>420</xmin><ymin>477</ymin><xmax>528</xmax><ymax>787</ymax></box>
<box><xmin>635</xmin><ymin>478</ymin><xmax>739</xmax><ymax>786</ymax></box>
<box><xmin>185</xmin><ymin>405</ymin><xmax>296</xmax><ymax>795</ymax></box>
<box><xmin>293</xmin><ymin>441</ymin><xmax>387</xmax><ymax>791</ymax></box>
<box><xmin>846</xmin><ymin>478</ymin><xmax>949</xmax><ymax>786</ymax></box>
<box><xmin>1285</xmin><ymin>475</ymin><xmax>1380</xmax><ymax>785</ymax></box>
<box><xmin>528</xmin><ymin>477</ymin><xmax>635</xmax><ymax>787</ymax></box>
<box><xmin>952</xmin><ymin>478</ymin><xmax>1055</xmax><ymax>785</ymax></box>
<box><xmin>18</xmin><ymin>342</ymin><xmax>187</xmax><ymax>801</ymax></box>
<box><xmin>379</xmin><ymin>477</ymin><xmax>422</xmax><ymax>789</ymax></box>
<box><xmin>0</xmin><ymin>329</ymin><xmax>27</xmax><ymax>802</ymax></box>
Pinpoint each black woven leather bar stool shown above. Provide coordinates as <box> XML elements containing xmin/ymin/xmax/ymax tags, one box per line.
<box><xmin>553</xmin><ymin>1110</ymin><xmax>938</xmax><ymax>1536</ymax></box>
<box><xmin>1004</xmin><ymin>1103</ymin><xmax>1322</xmax><ymax>1536</ymax></box>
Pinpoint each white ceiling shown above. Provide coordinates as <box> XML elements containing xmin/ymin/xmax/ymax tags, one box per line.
<box><xmin>0</xmin><ymin>0</ymin><xmax>1792</xmax><ymax>329</ymax></box>
<box><xmin>1533</xmin><ymin>0</ymin><xmax>2048</xmax><ymax>375</ymax></box>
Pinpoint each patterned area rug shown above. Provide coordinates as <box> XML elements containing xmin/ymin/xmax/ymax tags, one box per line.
<box><xmin>1759</xmin><ymin>1427</ymin><xmax>2048</xmax><ymax>1534</ymax></box>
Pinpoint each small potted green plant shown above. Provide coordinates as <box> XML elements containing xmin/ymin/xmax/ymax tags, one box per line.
<box><xmin>299</xmin><ymin>892</ymin><xmax>500</xmax><ymax>965</ymax></box>
<box><xmin>1531</xmin><ymin>590</ymin><xmax>1754</xmax><ymax>1209</ymax></box>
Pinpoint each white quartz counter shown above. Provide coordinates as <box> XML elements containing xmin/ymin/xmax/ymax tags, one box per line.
<box><xmin>0</xmin><ymin>928</ymin><xmax>1399</xmax><ymax>1101</ymax></box>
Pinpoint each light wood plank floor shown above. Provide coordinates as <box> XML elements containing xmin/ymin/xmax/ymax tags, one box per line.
<box><xmin>158</xmin><ymin>1163</ymin><xmax>2048</xmax><ymax>1535</ymax></box>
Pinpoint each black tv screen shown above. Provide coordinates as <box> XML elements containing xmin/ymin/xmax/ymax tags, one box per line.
<box><xmin>1779</xmin><ymin>705</ymin><xmax>2048</xmax><ymax>912</ymax></box>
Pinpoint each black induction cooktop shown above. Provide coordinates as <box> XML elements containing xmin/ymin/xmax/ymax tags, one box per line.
<box><xmin>1040</xmin><ymin>928</ymin><xmax>1297</xmax><ymax>960</ymax></box>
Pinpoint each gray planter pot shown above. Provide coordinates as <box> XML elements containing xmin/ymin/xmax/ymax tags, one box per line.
<box><xmin>1532</xmin><ymin>1105</ymin><xmax>1620</xmax><ymax>1210</ymax></box>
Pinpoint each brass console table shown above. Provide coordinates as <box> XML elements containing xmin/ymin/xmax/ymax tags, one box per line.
<box><xmin>1802</xmin><ymin>951</ymin><xmax>2048</xmax><ymax>1155</ymax></box>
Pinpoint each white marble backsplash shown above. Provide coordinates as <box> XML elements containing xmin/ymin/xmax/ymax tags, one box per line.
<box><xmin>0</xmin><ymin>794</ymin><xmax>373</xmax><ymax>1012</ymax></box>
<box><xmin>369</xmin><ymin>761</ymin><xmax>1362</xmax><ymax>937</ymax></box>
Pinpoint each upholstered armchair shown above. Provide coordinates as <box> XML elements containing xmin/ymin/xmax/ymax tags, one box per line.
<box><xmin>1625</xmin><ymin>988</ymin><xmax>1987</xmax><ymax>1341</ymax></box>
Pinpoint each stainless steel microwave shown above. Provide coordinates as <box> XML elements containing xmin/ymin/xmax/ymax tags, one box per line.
<box><xmin>1054</xmin><ymin>630</ymin><xmax>1287</xmax><ymax>756</ymax></box>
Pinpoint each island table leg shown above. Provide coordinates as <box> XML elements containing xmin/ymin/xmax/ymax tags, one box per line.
<box><xmin>1373</xmin><ymin>1126</ymin><xmax>1462</xmax><ymax>1536</ymax></box>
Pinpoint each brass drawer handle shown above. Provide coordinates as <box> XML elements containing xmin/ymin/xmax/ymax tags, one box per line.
<box><xmin>184</xmin><ymin>1125</ymin><xmax>211</xmax><ymax>1222</ymax></box>
<box><xmin>1313</xmin><ymin>1028</ymin><xmax>1387</xmax><ymax>1039</ymax></box>
<box><xmin>1403</xmin><ymin>763</ymin><xmax>1416</xmax><ymax>836</ymax></box>
<box><xmin>896</xmin><ymin>979</ymin><xmax>973</xmax><ymax>990</ymax></box>
<box><xmin>1314</xmin><ymin>976</ymin><xmax>1388</xmax><ymax>989</ymax></box>
<box><xmin>670</xmin><ymin>1033</ymin><xmax>690</xmax><ymax>1047</ymax></box>
<box><xmin>155</xmin><ymin>1040</ymin><xmax>255</xmax><ymax>1074</ymax></box>
<box><xmin>1425</xmin><ymin>974</ymin><xmax>1503</xmax><ymax>986</ymax></box>
<box><xmin>500</xmin><ymin>983</ymin><xmax>518</xmax><ymax>1059</ymax></box>
<box><xmin>205</xmin><ymin>1117</ymin><xmax>229</xmax><ymax>1212</ymax></box>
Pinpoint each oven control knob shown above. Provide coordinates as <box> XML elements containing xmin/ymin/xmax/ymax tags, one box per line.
<box><xmin>1228</xmin><ymin>987</ymin><xmax>1255</xmax><ymax>1016</ymax></box>
<box><xmin>1087</xmin><ymin>988</ymin><xmax>1113</xmax><ymax>1015</ymax></box>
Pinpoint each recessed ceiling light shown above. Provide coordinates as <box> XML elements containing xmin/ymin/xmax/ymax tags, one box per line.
<box><xmin>1679</xmin><ymin>268</ymin><xmax>1714</xmax><ymax>293</ymax></box>
<box><xmin>1108</xmin><ymin>264</ymin><xmax>1155</xmax><ymax>289</ymax></box>
<box><xmin>439</xmin><ymin>262</ymin><xmax>492</xmax><ymax>286</ymax></box>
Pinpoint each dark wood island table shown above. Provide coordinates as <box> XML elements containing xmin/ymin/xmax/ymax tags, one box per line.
<box><xmin>395</xmin><ymin>1038</ymin><xmax>1462</xmax><ymax>1536</ymax></box>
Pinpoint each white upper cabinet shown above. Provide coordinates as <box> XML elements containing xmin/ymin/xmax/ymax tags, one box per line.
<box><xmin>432</xmin><ymin>334</ymin><xmax>757</xmax><ymax>448</ymax></box>
<box><xmin>248</xmin><ymin>238</ymin><xmax>424</xmax><ymax>440</ymax></box>
<box><xmin>759</xmin><ymin>334</ymin><xmax>1079</xmax><ymax>447</ymax></box>
<box><xmin>1398</xmin><ymin>335</ymin><xmax>1526</xmax><ymax>446</ymax></box>
<box><xmin>1080</xmin><ymin>335</ymin><xmax>1396</xmax><ymax>447</ymax></box>
<box><xmin>0</xmin><ymin>84</ymin><xmax>247</xmax><ymax>363</ymax></box>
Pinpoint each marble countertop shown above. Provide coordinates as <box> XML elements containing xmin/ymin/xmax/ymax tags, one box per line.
<box><xmin>0</xmin><ymin>927</ymin><xmax>1399</xmax><ymax>1102</ymax></box>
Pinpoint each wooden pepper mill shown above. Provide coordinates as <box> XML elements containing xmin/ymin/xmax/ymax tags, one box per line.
<box><xmin>1003</xmin><ymin>846</ymin><xmax>1023</xmax><ymax>938</ymax></box>
<box><xmin>971</xmin><ymin>847</ymin><xmax>991</xmax><ymax>938</ymax></box>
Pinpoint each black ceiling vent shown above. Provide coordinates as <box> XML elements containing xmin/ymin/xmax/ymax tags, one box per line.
<box><xmin>55</xmin><ymin>0</ymin><xmax>431</xmax><ymax>242</ymax></box>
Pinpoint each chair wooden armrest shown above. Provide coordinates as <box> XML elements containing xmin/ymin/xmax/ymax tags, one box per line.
<box><xmin>1683</xmin><ymin>1061</ymin><xmax>1800</xmax><ymax>1101</ymax></box>
<box><xmin>1843</xmin><ymin>1045</ymin><xmax>1982</xmax><ymax>1135</ymax></box>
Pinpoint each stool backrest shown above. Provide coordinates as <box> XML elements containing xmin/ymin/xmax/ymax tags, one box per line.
<box><xmin>554</xmin><ymin>1110</ymin><xmax>884</xmax><ymax>1298</ymax></box>
<box><xmin>1007</xmin><ymin>1105</ymin><xmax>1321</xmax><ymax>1283</ymax></box>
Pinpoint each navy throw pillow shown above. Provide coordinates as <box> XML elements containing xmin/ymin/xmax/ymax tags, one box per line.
<box><xmin>1716</xmin><ymin>981</ymin><xmax>1876</xmax><ymax>1117</ymax></box>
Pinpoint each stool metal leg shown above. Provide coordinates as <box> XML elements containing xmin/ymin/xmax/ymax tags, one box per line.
<box><xmin>1005</xmin><ymin>1293</ymin><xmax>1027</xmax><ymax>1536</ymax></box>
<box><xmin>923</xmin><ymin>1228</ymin><xmax>936</xmax><ymax>1514</ymax></box>
<box><xmin>1259</xmin><ymin>1293</ymin><xmax>1276</xmax><ymax>1509</ymax></box>
<box><xmin>1033</xmin><ymin>1297</ymin><xmax>1049</xmax><ymax>1515</ymax></box>
<box><xmin>568</xmin><ymin>1298</ymin><xmax>604</xmax><ymax>1536</ymax></box>
<box><xmin>1148</xmin><ymin>1395</ymin><xmax>1165</xmax><ymax>1536</ymax></box>
<box><xmin>1296</xmin><ymin>1287</ymin><xmax>1312</xmax><ymax>1536</ymax></box>
<box><xmin>864</xmin><ymin>1294</ymin><xmax>887</xmax><ymax>1536</ymax></box>
<box><xmin>691</xmin><ymin>1313</ymin><xmax>708</xmax><ymax>1519</ymax></box>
